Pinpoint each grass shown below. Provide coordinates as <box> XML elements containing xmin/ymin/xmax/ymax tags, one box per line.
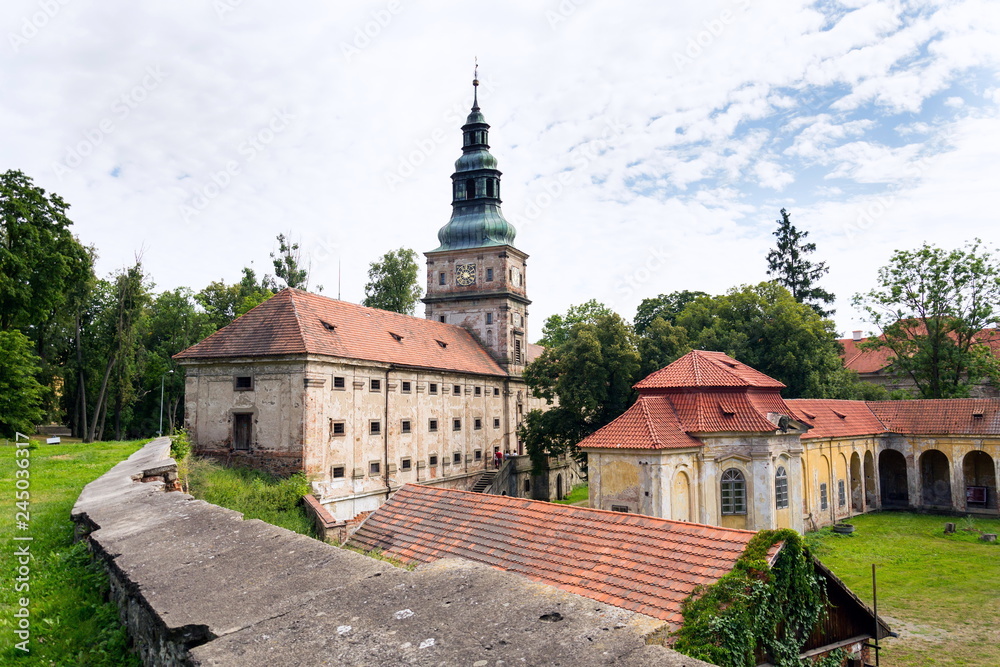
<box><xmin>807</xmin><ymin>511</ymin><xmax>1000</xmax><ymax>667</ymax></box>
<box><xmin>553</xmin><ymin>482</ymin><xmax>589</xmax><ymax>505</ymax></box>
<box><xmin>183</xmin><ymin>457</ymin><xmax>317</xmax><ymax>538</ymax></box>
<box><xmin>0</xmin><ymin>437</ymin><xmax>147</xmax><ymax>665</ymax></box>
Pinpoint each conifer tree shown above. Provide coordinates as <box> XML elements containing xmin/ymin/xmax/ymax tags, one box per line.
<box><xmin>765</xmin><ymin>208</ymin><xmax>835</xmax><ymax>316</ymax></box>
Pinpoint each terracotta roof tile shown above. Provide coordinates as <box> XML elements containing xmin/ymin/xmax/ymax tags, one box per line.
<box><xmin>577</xmin><ymin>395</ymin><xmax>702</xmax><ymax>450</ymax></box>
<box><xmin>838</xmin><ymin>328</ymin><xmax>1000</xmax><ymax>375</ymax></box>
<box><xmin>635</xmin><ymin>350</ymin><xmax>785</xmax><ymax>390</ymax></box>
<box><xmin>786</xmin><ymin>399</ymin><xmax>887</xmax><ymax>440</ymax></box>
<box><xmin>174</xmin><ymin>289</ymin><xmax>506</xmax><ymax>376</ymax></box>
<box><xmin>867</xmin><ymin>399</ymin><xmax>1000</xmax><ymax>436</ymax></box>
<box><xmin>349</xmin><ymin>485</ymin><xmax>762</xmax><ymax>625</ymax></box>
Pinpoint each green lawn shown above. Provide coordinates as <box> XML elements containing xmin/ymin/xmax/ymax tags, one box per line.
<box><xmin>807</xmin><ymin>512</ymin><xmax>1000</xmax><ymax>667</ymax></box>
<box><xmin>553</xmin><ymin>482</ymin><xmax>589</xmax><ymax>505</ymax></box>
<box><xmin>0</xmin><ymin>437</ymin><xmax>146</xmax><ymax>665</ymax></box>
<box><xmin>183</xmin><ymin>456</ymin><xmax>317</xmax><ymax>538</ymax></box>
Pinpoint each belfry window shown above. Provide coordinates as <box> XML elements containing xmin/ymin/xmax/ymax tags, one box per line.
<box><xmin>721</xmin><ymin>468</ymin><xmax>746</xmax><ymax>515</ymax></box>
<box><xmin>486</xmin><ymin>179</ymin><xmax>495</xmax><ymax>197</ymax></box>
<box><xmin>466</xmin><ymin>178</ymin><xmax>475</xmax><ymax>199</ymax></box>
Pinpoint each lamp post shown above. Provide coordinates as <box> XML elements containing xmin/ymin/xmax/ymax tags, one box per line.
<box><xmin>158</xmin><ymin>370</ymin><xmax>175</xmax><ymax>437</ymax></box>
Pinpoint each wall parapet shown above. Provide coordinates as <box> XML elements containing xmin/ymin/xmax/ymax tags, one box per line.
<box><xmin>72</xmin><ymin>438</ymin><xmax>713</xmax><ymax>666</ymax></box>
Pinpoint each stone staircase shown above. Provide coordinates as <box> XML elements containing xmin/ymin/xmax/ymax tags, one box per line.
<box><xmin>471</xmin><ymin>470</ymin><xmax>496</xmax><ymax>493</ymax></box>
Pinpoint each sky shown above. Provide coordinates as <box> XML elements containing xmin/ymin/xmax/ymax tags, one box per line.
<box><xmin>3</xmin><ymin>0</ymin><xmax>999</xmax><ymax>343</ymax></box>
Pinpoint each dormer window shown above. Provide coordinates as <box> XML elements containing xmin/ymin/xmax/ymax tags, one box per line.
<box><xmin>389</xmin><ymin>332</ymin><xmax>403</xmax><ymax>342</ymax></box>
<box><xmin>320</xmin><ymin>320</ymin><xmax>336</xmax><ymax>331</ymax></box>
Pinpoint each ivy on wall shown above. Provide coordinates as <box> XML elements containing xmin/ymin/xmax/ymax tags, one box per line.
<box><xmin>672</xmin><ymin>529</ymin><xmax>831</xmax><ymax>667</ymax></box>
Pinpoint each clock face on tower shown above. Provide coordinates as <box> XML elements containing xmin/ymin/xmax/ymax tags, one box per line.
<box><xmin>455</xmin><ymin>263</ymin><xmax>476</xmax><ymax>286</ymax></box>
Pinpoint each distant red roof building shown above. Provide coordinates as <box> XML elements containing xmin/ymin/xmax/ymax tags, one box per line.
<box><xmin>788</xmin><ymin>398</ymin><xmax>1000</xmax><ymax>439</ymax></box>
<box><xmin>175</xmin><ymin>288</ymin><xmax>507</xmax><ymax>377</ymax></box>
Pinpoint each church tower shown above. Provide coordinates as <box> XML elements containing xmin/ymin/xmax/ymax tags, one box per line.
<box><xmin>423</xmin><ymin>72</ymin><xmax>530</xmax><ymax>375</ymax></box>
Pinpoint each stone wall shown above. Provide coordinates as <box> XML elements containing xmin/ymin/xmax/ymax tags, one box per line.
<box><xmin>73</xmin><ymin>438</ymin><xmax>716</xmax><ymax>666</ymax></box>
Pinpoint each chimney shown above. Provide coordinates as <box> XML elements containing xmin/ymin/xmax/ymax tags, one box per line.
<box><xmin>852</xmin><ymin>330</ymin><xmax>863</xmax><ymax>342</ymax></box>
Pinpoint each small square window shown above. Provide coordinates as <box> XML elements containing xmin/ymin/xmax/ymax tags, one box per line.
<box><xmin>439</xmin><ymin>272</ymin><xmax>446</xmax><ymax>285</ymax></box>
<box><xmin>401</xmin><ymin>419</ymin><xmax>411</xmax><ymax>434</ymax></box>
<box><xmin>439</xmin><ymin>315</ymin><xmax>446</xmax><ymax>323</ymax></box>
<box><xmin>493</xmin><ymin>387</ymin><xmax>500</xmax><ymax>396</ymax></box>
<box><xmin>428</xmin><ymin>419</ymin><xmax>438</xmax><ymax>432</ymax></box>
<box><xmin>429</xmin><ymin>454</ymin><xmax>438</xmax><ymax>466</ymax></box>
<box><xmin>332</xmin><ymin>421</ymin><xmax>345</xmax><ymax>436</ymax></box>
<box><xmin>333</xmin><ymin>376</ymin><xmax>345</xmax><ymax>389</ymax></box>
<box><xmin>370</xmin><ymin>421</ymin><xmax>381</xmax><ymax>435</ymax></box>
<box><xmin>234</xmin><ymin>376</ymin><xmax>253</xmax><ymax>391</ymax></box>
<box><xmin>486</xmin><ymin>313</ymin><xmax>493</xmax><ymax>325</ymax></box>
<box><xmin>332</xmin><ymin>465</ymin><xmax>346</xmax><ymax>479</ymax></box>
<box><xmin>611</xmin><ymin>505</ymin><xmax>629</xmax><ymax>513</ymax></box>
<box><xmin>402</xmin><ymin>381</ymin><xmax>412</xmax><ymax>393</ymax></box>
<box><xmin>453</xmin><ymin>452</ymin><xmax>462</xmax><ymax>464</ymax></box>
<box><xmin>453</xmin><ymin>418</ymin><xmax>462</xmax><ymax>431</ymax></box>
<box><xmin>474</xmin><ymin>418</ymin><xmax>482</xmax><ymax>430</ymax></box>
<box><xmin>493</xmin><ymin>418</ymin><xmax>501</xmax><ymax>429</ymax></box>
<box><xmin>429</xmin><ymin>383</ymin><xmax>438</xmax><ymax>394</ymax></box>
<box><xmin>401</xmin><ymin>457</ymin><xmax>412</xmax><ymax>471</ymax></box>
<box><xmin>474</xmin><ymin>386</ymin><xmax>482</xmax><ymax>396</ymax></box>
<box><xmin>486</xmin><ymin>268</ymin><xmax>494</xmax><ymax>281</ymax></box>
<box><xmin>454</xmin><ymin>384</ymin><xmax>462</xmax><ymax>395</ymax></box>
<box><xmin>369</xmin><ymin>461</ymin><xmax>381</xmax><ymax>476</ymax></box>
<box><xmin>474</xmin><ymin>449</ymin><xmax>482</xmax><ymax>461</ymax></box>
<box><xmin>370</xmin><ymin>379</ymin><xmax>381</xmax><ymax>392</ymax></box>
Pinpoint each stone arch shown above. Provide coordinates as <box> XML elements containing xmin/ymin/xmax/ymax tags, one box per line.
<box><xmin>671</xmin><ymin>470</ymin><xmax>691</xmax><ymax>522</ymax></box>
<box><xmin>963</xmin><ymin>451</ymin><xmax>997</xmax><ymax>510</ymax></box>
<box><xmin>850</xmin><ymin>452</ymin><xmax>863</xmax><ymax>513</ymax></box>
<box><xmin>864</xmin><ymin>450</ymin><xmax>877</xmax><ymax>508</ymax></box>
<box><xmin>919</xmin><ymin>449</ymin><xmax>952</xmax><ymax>508</ymax></box>
<box><xmin>818</xmin><ymin>454</ymin><xmax>832</xmax><ymax>515</ymax></box>
<box><xmin>879</xmin><ymin>449</ymin><xmax>909</xmax><ymax>508</ymax></box>
<box><xmin>836</xmin><ymin>453</ymin><xmax>849</xmax><ymax>514</ymax></box>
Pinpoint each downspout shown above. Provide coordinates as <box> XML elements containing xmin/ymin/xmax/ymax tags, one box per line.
<box><xmin>384</xmin><ymin>366</ymin><xmax>391</xmax><ymax>500</ymax></box>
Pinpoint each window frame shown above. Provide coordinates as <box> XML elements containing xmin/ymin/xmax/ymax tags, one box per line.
<box><xmin>452</xmin><ymin>418</ymin><xmax>462</xmax><ymax>431</ymax></box>
<box><xmin>720</xmin><ymin>468</ymin><xmax>747</xmax><ymax>515</ymax></box>
<box><xmin>775</xmin><ymin>466</ymin><xmax>789</xmax><ymax>510</ymax></box>
<box><xmin>370</xmin><ymin>379</ymin><xmax>381</xmax><ymax>392</ymax></box>
<box><xmin>234</xmin><ymin>376</ymin><xmax>254</xmax><ymax>391</ymax></box>
<box><xmin>369</xmin><ymin>420</ymin><xmax>381</xmax><ymax>435</ymax></box>
<box><xmin>333</xmin><ymin>376</ymin><xmax>345</xmax><ymax>389</ymax></box>
<box><xmin>331</xmin><ymin>421</ymin><xmax>346</xmax><ymax>437</ymax></box>
<box><xmin>428</xmin><ymin>418</ymin><xmax>438</xmax><ymax>432</ymax></box>
<box><xmin>401</xmin><ymin>419</ymin><xmax>411</xmax><ymax>434</ymax></box>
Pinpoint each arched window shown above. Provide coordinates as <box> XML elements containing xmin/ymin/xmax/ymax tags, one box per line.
<box><xmin>775</xmin><ymin>466</ymin><xmax>789</xmax><ymax>509</ymax></box>
<box><xmin>721</xmin><ymin>468</ymin><xmax>746</xmax><ymax>515</ymax></box>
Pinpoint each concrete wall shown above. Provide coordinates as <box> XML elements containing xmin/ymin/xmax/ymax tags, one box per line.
<box><xmin>72</xmin><ymin>438</ymin><xmax>714</xmax><ymax>667</ymax></box>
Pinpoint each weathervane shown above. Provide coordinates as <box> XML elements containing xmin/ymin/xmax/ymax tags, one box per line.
<box><xmin>473</xmin><ymin>57</ymin><xmax>479</xmax><ymax>109</ymax></box>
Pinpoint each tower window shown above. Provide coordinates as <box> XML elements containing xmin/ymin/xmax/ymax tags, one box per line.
<box><xmin>486</xmin><ymin>268</ymin><xmax>493</xmax><ymax>281</ymax></box>
<box><xmin>466</xmin><ymin>178</ymin><xmax>475</xmax><ymax>199</ymax></box>
<box><xmin>486</xmin><ymin>312</ymin><xmax>493</xmax><ymax>325</ymax></box>
<box><xmin>514</xmin><ymin>338</ymin><xmax>523</xmax><ymax>364</ymax></box>
<box><xmin>486</xmin><ymin>179</ymin><xmax>495</xmax><ymax>197</ymax></box>
<box><xmin>439</xmin><ymin>272</ymin><xmax>446</xmax><ymax>285</ymax></box>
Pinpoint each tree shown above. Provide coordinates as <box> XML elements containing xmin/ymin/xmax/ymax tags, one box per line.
<box><xmin>0</xmin><ymin>330</ymin><xmax>46</xmax><ymax>437</ymax></box>
<box><xmin>196</xmin><ymin>267</ymin><xmax>275</xmax><ymax>330</ymax></box>
<box><xmin>362</xmin><ymin>248</ymin><xmax>422</xmax><ymax>314</ymax></box>
<box><xmin>520</xmin><ymin>312</ymin><xmax>640</xmax><ymax>471</ymax></box>
<box><xmin>853</xmin><ymin>240</ymin><xmax>1000</xmax><ymax>398</ymax></box>
<box><xmin>271</xmin><ymin>233</ymin><xmax>309</xmax><ymax>290</ymax></box>
<box><xmin>633</xmin><ymin>290</ymin><xmax>707</xmax><ymax>336</ymax></box>
<box><xmin>636</xmin><ymin>316</ymin><xmax>691</xmax><ymax>379</ymax></box>
<box><xmin>766</xmin><ymin>208</ymin><xmax>835</xmax><ymax>317</ymax></box>
<box><xmin>677</xmin><ymin>282</ymin><xmax>855</xmax><ymax>398</ymax></box>
<box><xmin>537</xmin><ymin>299</ymin><xmax>614</xmax><ymax>348</ymax></box>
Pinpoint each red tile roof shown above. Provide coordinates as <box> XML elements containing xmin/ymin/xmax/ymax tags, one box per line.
<box><xmin>175</xmin><ymin>289</ymin><xmax>507</xmax><ymax>377</ymax></box>
<box><xmin>867</xmin><ymin>399</ymin><xmax>1000</xmax><ymax>436</ymax></box>
<box><xmin>786</xmin><ymin>399</ymin><xmax>888</xmax><ymax>440</ymax></box>
<box><xmin>635</xmin><ymin>350</ymin><xmax>785</xmax><ymax>390</ymax></box>
<box><xmin>576</xmin><ymin>395</ymin><xmax>702</xmax><ymax>450</ymax></box>
<box><xmin>348</xmin><ymin>484</ymin><xmax>772</xmax><ymax>625</ymax></box>
<box><xmin>839</xmin><ymin>328</ymin><xmax>1000</xmax><ymax>375</ymax></box>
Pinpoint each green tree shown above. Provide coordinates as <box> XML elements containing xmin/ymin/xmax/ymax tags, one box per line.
<box><xmin>766</xmin><ymin>208</ymin><xmax>835</xmax><ymax>317</ymax></box>
<box><xmin>633</xmin><ymin>290</ymin><xmax>707</xmax><ymax>336</ymax></box>
<box><xmin>677</xmin><ymin>282</ymin><xmax>856</xmax><ymax>398</ymax></box>
<box><xmin>853</xmin><ymin>240</ymin><xmax>1000</xmax><ymax>398</ymax></box>
<box><xmin>537</xmin><ymin>299</ymin><xmax>614</xmax><ymax>348</ymax></box>
<box><xmin>636</xmin><ymin>316</ymin><xmax>691</xmax><ymax>378</ymax></box>
<box><xmin>196</xmin><ymin>267</ymin><xmax>275</xmax><ymax>330</ymax></box>
<box><xmin>271</xmin><ymin>233</ymin><xmax>309</xmax><ymax>290</ymax></box>
<box><xmin>362</xmin><ymin>248</ymin><xmax>423</xmax><ymax>314</ymax></box>
<box><xmin>0</xmin><ymin>330</ymin><xmax>46</xmax><ymax>436</ymax></box>
<box><xmin>520</xmin><ymin>312</ymin><xmax>640</xmax><ymax>471</ymax></box>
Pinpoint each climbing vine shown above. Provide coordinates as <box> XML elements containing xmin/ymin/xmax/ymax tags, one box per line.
<box><xmin>672</xmin><ymin>529</ymin><xmax>829</xmax><ymax>667</ymax></box>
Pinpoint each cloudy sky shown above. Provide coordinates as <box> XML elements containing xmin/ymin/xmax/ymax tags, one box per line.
<box><xmin>3</xmin><ymin>0</ymin><xmax>999</xmax><ymax>342</ymax></box>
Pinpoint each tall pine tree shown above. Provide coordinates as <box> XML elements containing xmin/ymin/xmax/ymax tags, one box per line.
<box><xmin>765</xmin><ymin>208</ymin><xmax>835</xmax><ymax>316</ymax></box>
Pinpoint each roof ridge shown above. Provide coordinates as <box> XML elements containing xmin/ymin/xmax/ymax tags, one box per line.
<box><xmin>286</xmin><ymin>289</ymin><xmax>309</xmax><ymax>354</ymax></box>
<box><xmin>638</xmin><ymin>396</ymin><xmax>660</xmax><ymax>447</ymax></box>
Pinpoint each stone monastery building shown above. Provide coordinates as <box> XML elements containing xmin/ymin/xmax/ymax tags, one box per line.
<box><xmin>581</xmin><ymin>350</ymin><xmax>1000</xmax><ymax>532</ymax></box>
<box><xmin>175</xmin><ymin>78</ymin><xmax>560</xmax><ymax>522</ymax></box>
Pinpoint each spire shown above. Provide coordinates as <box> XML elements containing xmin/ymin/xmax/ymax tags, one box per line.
<box><xmin>431</xmin><ymin>69</ymin><xmax>517</xmax><ymax>252</ymax></box>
